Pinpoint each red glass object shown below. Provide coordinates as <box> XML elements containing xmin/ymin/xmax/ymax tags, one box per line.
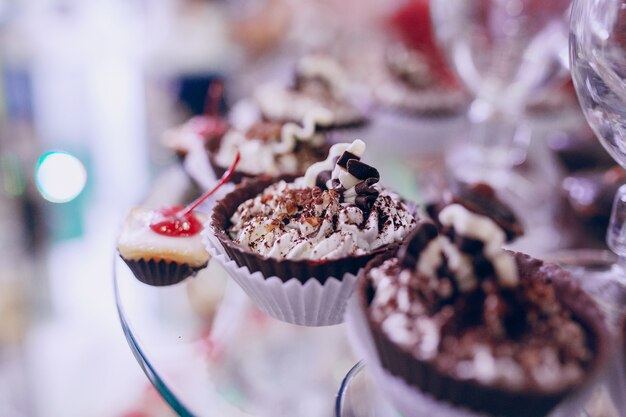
<box><xmin>388</xmin><ymin>0</ymin><xmax>458</xmax><ymax>86</ymax></box>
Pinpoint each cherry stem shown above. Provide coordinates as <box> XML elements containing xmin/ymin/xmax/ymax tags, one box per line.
<box><xmin>177</xmin><ymin>150</ymin><xmax>240</xmax><ymax>218</ymax></box>
<box><xmin>204</xmin><ymin>80</ymin><xmax>224</xmax><ymax>117</ymax></box>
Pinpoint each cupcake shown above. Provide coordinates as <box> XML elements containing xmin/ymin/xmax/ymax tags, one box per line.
<box><xmin>349</xmin><ymin>205</ymin><xmax>610</xmax><ymax>417</ymax></box>
<box><xmin>117</xmin><ymin>206</ymin><xmax>210</xmax><ymax>286</ymax></box>
<box><xmin>206</xmin><ymin>108</ymin><xmax>333</xmax><ymax>184</ymax></box>
<box><xmin>207</xmin><ymin>139</ymin><xmax>417</xmax><ymax>325</ymax></box>
<box><xmin>253</xmin><ymin>54</ymin><xmax>367</xmax><ymax>129</ymax></box>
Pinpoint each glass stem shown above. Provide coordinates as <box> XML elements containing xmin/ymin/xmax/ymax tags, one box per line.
<box><xmin>468</xmin><ymin>98</ymin><xmax>526</xmax><ymax>172</ymax></box>
<box><xmin>607</xmin><ymin>184</ymin><xmax>626</xmax><ymax>272</ymax></box>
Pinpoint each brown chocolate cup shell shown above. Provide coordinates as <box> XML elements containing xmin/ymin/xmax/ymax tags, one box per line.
<box><xmin>210</xmin><ymin>175</ymin><xmax>398</xmax><ymax>283</ymax></box>
<box><xmin>120</xmin><ymin>255</ymin><xmax>206</xmax><ymax>287</ymax></box>
<box><xmin>357</xmin><ymin>251</ymin><xmax>611</xmax><ymax>417</ymax></box>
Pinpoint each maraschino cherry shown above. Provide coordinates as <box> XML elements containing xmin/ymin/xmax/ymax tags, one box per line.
<box><xmin>150</xmin><ymin>151</ymin><xmax>241</xmax><ymax>237</ymax></box>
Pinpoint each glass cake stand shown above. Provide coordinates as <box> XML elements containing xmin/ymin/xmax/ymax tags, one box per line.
<box><xmin>113</xmin><ymin>252</ymin><xmax>358</xmax><ymax>417</ymax></box>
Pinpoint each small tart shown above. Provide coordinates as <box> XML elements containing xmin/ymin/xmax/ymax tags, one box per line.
<box><xmin>117</xmin><ymin>208</ymin><xmax>209</xmax><ymax>286</ymax></box>
<box><xmin>118</xmin><ymin>208</ymin><xmax>209</xmax><ymax>268</ymax></box>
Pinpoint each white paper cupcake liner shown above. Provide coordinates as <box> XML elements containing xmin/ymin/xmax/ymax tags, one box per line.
<box><xmin>204</xmin><ymin>232</ymin><xmax>359</xmax><ymax>326</ymax></box>
<box><xmin>344</xmin><ymin>295</ymin><xmax>599</xmax><ymax>417</ymax></box>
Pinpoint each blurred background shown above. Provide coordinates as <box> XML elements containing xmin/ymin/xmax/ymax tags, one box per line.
<box><xmin>0</xmin><ymin>0</ymin><xmax>617</xmax><ymax>416</ymax></box>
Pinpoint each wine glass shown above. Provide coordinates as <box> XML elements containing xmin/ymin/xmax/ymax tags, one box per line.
<box><xmin>570</xmin><ymin>0</ymin><xmax>626</xmax><ymax>262</ymax></box>
<box><xmin>570</xmin><ymin>0</ymin><xmax>626</xmax><ymax>410</ymax></box>
<box><xmin>429</xmin><ymin>0</ymin><xmax>575</xmax><ymax>254</ymax></box>
<box><xmin>430</xmin><ymin>0</ymin><xmax>572</xmax><ymax>182</ymax></box>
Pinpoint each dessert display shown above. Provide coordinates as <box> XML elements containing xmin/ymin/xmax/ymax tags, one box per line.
<box><xmin>253</xmin><ymin>54</ymin><xmax>368</xmax><ymax>128</ymax></box>
<box><xmin>117</xmin><ymin>153</ymin><xmax>240</xmax><ymax>286</ymax></box>
<box><xmin>350</xmin><ymin>206</ymin><xmax>610</xmax><ymax>417</ymax></box>
<box><xmin>206</xmin><ymin>108</ymin><xmax>333</xmax><ymax>183</ymax></box>
<box><xmin>207</xmin><ymin>139</ymin><xmax>417</xmax><ymax>325</ymax></box>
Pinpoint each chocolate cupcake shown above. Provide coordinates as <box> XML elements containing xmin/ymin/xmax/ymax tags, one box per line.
<box><xmin>350</xmin><ymin>205</ymin><xmax>610</xmax><ymax>417</ymax></box>
<box><xmin>253</xmin><ymin>54</ymin><xmax>367</xmax><ymax>129</ymax></box>
<box><xmin>206</xmin><ymin>139</ymin><xmax>417</xmax><ymax>326</ymax></box>
<box><xmin>118</xmin><ymin>207</ymin><xmax>210</xmax><ymax>286</ymax></box>
<box><xmin>206</xmin><ymin>109</ymin><xmax>332</xmax><ymax>184</ymax></box>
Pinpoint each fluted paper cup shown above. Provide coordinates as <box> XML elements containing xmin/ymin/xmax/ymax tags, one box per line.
<box><xmin>204</xmin><ymin>232</ymin><xmax>359</xmax><ymax>326</ymax></box>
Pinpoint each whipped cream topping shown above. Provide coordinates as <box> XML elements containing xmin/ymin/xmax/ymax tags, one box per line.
<box><xmin>228</xmin><ymin>140</ymin><xmax>416</xmax><ymax>261</ymax></box>
<box><xmin>214</xmin><ymin>110</ymin><xmax>330</xmax><ymax>176</ymax></box>
<box><xmin>438</xmin><ymin>204</ymin><xmax>518</xmax><ymax>288</ymax></box>
<box><xmin>398</xmin><ymin>204</ymin><xmax>518</xmax><ymax>292</ymax></box>
<box><xmin>118</xmin><ymin>208</ymin><xmax>209</xmax><ymax>267</ymax></box>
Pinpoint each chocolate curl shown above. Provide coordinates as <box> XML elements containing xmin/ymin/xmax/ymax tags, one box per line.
<box><xmin>452</xmin><ymin>182</ymin><xmax>523</xmax><ymax>242</ymax></box>
<box><xmin>354</xmin><ymin>178</ymin><xmax>380</xmax><ymax>212</ymax></box>
<box><xmin>397</xmin><ymin>222</ymin><xmax>439</xmax><ymax>269</ymax></box>
<box><xmin>336</xmin><ymin>151</ymin><xmax>361</xmax><ymax>168</ymax></box>
<box><xmin>346</xmin><ymin>159</ymin><xmax>380</xmax><ymax>182</ymax></box>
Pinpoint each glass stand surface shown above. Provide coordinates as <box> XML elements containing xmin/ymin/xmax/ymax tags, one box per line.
<box><xmin>114</xmin><ymin>254</ymin><xmax>357</xmax><ymax>417</ymax></box>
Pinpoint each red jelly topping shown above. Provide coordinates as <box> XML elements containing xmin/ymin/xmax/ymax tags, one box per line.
<box><xmin>149</xmin><ymin>206</ymin><xmax>203</xmax><ymax>237</ymax></box>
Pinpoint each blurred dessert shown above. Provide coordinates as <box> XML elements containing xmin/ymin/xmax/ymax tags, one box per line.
<box><xmin>206</xmin><ymin>108</ymin><xmax>332</xmax><ymax>183</ymax></box>
<box><xmin>426</xmin><ymin>181</ymin><xmax>524</xmax><ymax>242</ymax></box>
<box><xmin>162</xmin><ymin>81</ymin><xmax>229</xmax><ymax>160</ymax></box>
<box><xmin>253</xmin><ymin>54</ymin><xmax>367</xmax><ymax>128</ymax></box>
<box><xmin>357</xmin><ymin>0</ymin><xmax>467</xmax><ymax>116</ymax></box>
<box><xmin>549</xmin><ymin>129</ymin><xmax>625</xmax><ymax>248</ymax></box>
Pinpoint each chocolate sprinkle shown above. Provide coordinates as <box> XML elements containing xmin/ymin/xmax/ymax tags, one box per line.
<box><xmin>346</xmin><ymin>159</ymin><xmax>380</xmax><ymax>181</ymax></box>
<box><xmin>336</xmin><ymin>151</ymin><xmax>360</xmax><ymax>168</ymax></box>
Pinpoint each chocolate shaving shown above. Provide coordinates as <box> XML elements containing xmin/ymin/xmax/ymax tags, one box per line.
<box><xmin>398</xmin><ymin>222</ymin><xmax>439</xmax><ymax>269</ymax></box>
<box><xmin>336</xmin><ymin>151</ymin><xmax>360</xmax><ymax>168</ymax></box>
<box><xmin>353</xmin><ymin>178</ymin><xmax>380</xmax><ymax>212</ymax></box>
<box><xmin>346</xmin><ymin>159</ymin><xmax>380</xmax><ymax>181</ymax></box>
